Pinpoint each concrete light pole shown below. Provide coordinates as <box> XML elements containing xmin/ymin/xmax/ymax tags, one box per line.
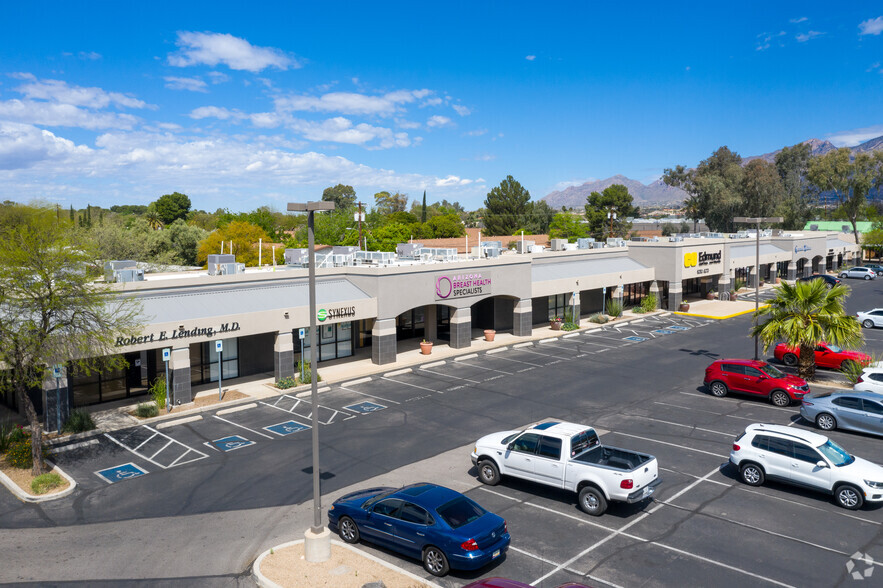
<box><xmin>287</xmin><ymin>200</ymin><xmax>335</xmax><ymax>562</ymax></box>
<box><xmin>735</xmin><ymin>216</ymin><xmax>783</xmax><ymax>360</ymax></box>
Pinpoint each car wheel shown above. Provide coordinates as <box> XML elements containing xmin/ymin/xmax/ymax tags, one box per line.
<box><xmin>770</xmin><ymin>390</ymin><xmax>790</xmax><ymax>407</ymax></box>
<box><xmin>863</xmin><ymin>319</ymin><xmax>874</xmax><ymax>329</ymax></box>
<box><xmin>740</xmin><ymin>463</ymin><xmax>765</xmax><ymax>487</ymax></box>
<box><xmin>338</xmin><ymin>516</ymin><xmax>360</xmax><ymax>544</ymax></box>
<box><xmin>816</xmin><ymin>413</ymin><xmax>837</xmax><ymax>431</ymax></box>
<box><xmin>578</xmin><ymin>486</ymin><xmax>608</xmax><ymax>516</ymax></box>
<box><xmin>423</xmin><ymin>546</ymin><xmax>450</xmax><ymax>577</ymax></box>
<box><xmin>782</xmin><ymin>353</ymin><xmax>798</xmax><ymax>367</ymax></box>
<box><xmin>709</xmin><ymin>381</ymin><xmax>728</xmax><ymax>398</ymax></box>
<box><xmin>840</xmin><ymin>273</ymin><xmax>848</xmax><ymax>278</ymax></box>
<box><xmin>835</xmin><ymin>484</ymin><xmax>864</xmax><ymax>510</ymax></box>
<box><xmin>864</xmin><ymin>275</ymin><xmax>871</xmax><ymax>280</ymax></box>
<box><xmin>478</xmin><ymin>459</ymin><xmax>501</xmax><ymax>486</ymax></box>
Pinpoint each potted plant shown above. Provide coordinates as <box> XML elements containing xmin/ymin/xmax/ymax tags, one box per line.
<box><xmin>730</xmin><ymin>291</ymin><xmax>738</xmax><ymax>300</ymax></box>
<box><xmin>484</xmin><ymin>329</ymin><xmax>496</xmax><ymax>342</ymax></box>
<box><xmin>420</xmin><ymin>339</ymin><xmax>433</xmax><ymax>355</ymax></box>
<box><xmin>550</xmin><ymin>316</ymin><xmax>563</xmax><ymax>330</ymax></box>
<box><xmin>678</xmin><ymin>302</ymin><xmax>690</xmax><ymax>312</ymax></box>
<box><xmin>706</xmin><ymin>290</ymin><xmax>716</xmax><ymax>300</ymax></box>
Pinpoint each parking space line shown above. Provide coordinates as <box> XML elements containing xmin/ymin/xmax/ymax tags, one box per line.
<box><xmin>679</xmin><ymin>391</ymin><xmax>796</xmax><ymax>413</ymax></box>
<box><xmin>652</xmin><ymin>401</ymin><xmax>758</xmax><ymax>422</ymax></box>
<box><xmin>624</xmin><ymin>414</ymin><xmax>735</xmax><ymax>437</ymax></box>
<box><xmin>608</xmin><ymin>431</ymin><xmax>728</xmax><ymax>458</ymax></box>
<box><xmin>336</xmin><ymin>385</ymin><xmax>401</xmax><ymax>405</ymax></box>
<box><xmin>379</xmin><ymin>376</ymin><xmax>442</xmax><ymax>393</ymax></box>
<box><xmin>735</xmin><ymin>485</ymin><xmax>882</xmax><ymax>526</ymax></box>
<box><xmin>132</xmin><ymin>432</ymin><xmax>158</xmax><ymax>452</ymax></box>
<box><xmin>213</xmin><ymin>414</ymin><xmax>274</xmax><ymax>439</ymax></box>
<box><xmin>641</xmin><ymin>541</ymin><xmax>795</xmax><ymax>587</ymax></box>
<box><xmin>454</xmin><ymin>353</ymin><xmax>478</xmax><ymax>361</ymax></box>
<box><xmin>484</xmin><ymin>355</ymin><xmax>544</xmax><ymax>367</ymax></box>
<box><xmin>659</xmin><ymin>466</ymin><xmax>730</xmax><ymax>487</ymax></box>
<box><xmin>508</xmin><ymin>546</ymin><xmax>624</xmax><ymax>588</ymax></box>
<box><xmin>450</xmin><ymin>360</ymin><xmax>513</xmax><ymax>375</ymax></box>
<box><xmin>104</xmin><ymin>434</ymin><xmax>167</xmax><ymax>468</ymax></box>
<box><xmin>416</xmin><ymin>367</ymin><xmax>481</xmax><ymax>384</ymax></box>
<box><xmin>149</xmin><ymin>440</ymin><xmax>174</xmax><ymax>460</ymax></box>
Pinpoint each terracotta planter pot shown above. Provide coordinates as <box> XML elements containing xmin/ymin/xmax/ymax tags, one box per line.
<box><xmin>484</xmin><ymin>329</ymin><xmax>496</xmax><ymax>342</ymax></box>
<box><xmin>678</xmin><ymin>303</ymin><xmax>690</xmax><ymax>312</ymax></box>
<box><xmin>550</xmin><ymin>321</ymin><xmax>562</xmax><ymax>331</ymax></box>
<box><xmin>707</xmin><ymin>293</ymin><xmax>715</xmax><ymax>300</ymax></box>
<box><xmin>730</xmin><ymin>292</ymin><xmax>738</xmax><ymax>301</ymax></box>
<box><xmin>420</xmin><ymin>341</ymin><xmax>433</xmax><ymax>355</ymax></box>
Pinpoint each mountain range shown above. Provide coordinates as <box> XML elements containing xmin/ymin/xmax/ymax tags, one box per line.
<box><xmin>542</xmin><ymin>134</ymin><xmax>883</xmax><ymax>209</ymax></box>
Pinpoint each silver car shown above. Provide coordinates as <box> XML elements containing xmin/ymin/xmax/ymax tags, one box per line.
<box><xmin>839</xmin><ymin>267</ymin><xmax>877</xmax><ymax>280</ymax></box>
<box><xmin>800</xmin><ymin>391</ymin><xmax>883</xmax><ymax>436</ymax></box>
<box><xmin>856</xmin><ymin>308</ymin><xmax>883</xmax><ymax>329</ymax></box>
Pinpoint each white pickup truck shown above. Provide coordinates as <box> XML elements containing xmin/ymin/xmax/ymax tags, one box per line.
<box><xmin>471</xmin><ymin>421</ymin><xmax>661</xmax><ymax>516</ymax></box>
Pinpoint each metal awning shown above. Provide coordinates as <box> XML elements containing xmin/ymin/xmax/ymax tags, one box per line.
<box><xmin>531</xmin><ymin>256</ymin><xmax>649</xmax><ymax>282</ymax></box>
<box><xmin>729</xmin><ymin>243</ymin><xmax>788</xmax><ymax>259</ymax></box>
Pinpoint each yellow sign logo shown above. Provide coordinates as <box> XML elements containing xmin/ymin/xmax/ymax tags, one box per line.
<box><xmin>684</xmin><ymin>252</ymin><xmax>698</xmax><ymax>268</ymax></box>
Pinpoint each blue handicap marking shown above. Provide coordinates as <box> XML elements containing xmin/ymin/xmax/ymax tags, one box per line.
<box><xmin>95</xmin><ymin>462</ymin><xmax>148</xmax><ymax>484</ymax></box>
<box><xmin>212</xmin><ymin>435</ymin><xmax>255</xmax><ymax>452</ymax></box>
<box><xmin>264</xmin><ymin>420</ymin><xmax>311</xmax><ymax>436</ymax></box>
<box><xmin>344</xmin><ymin>401</ymin><xmax>387</xmax><ymax>414</ymax></box>
<box><xmin>624</xmin><ymin>336</ymin><xmax>648</xmax><ymax>342</ymax></box>
<box><xmin>667</xmin><ymin>326</ymin><xmax>690</xmax><ymax>331</ymax></box>
<box><xmin>652</xmin><ymin>329</ymin><xmax>675</xmax><ymax>335</ymax></box>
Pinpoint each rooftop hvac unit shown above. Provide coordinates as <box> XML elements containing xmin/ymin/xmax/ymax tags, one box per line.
<box><xmin>576</xmin><ymin>238</ymin><xmax>595</xmax><ymax>249</ymax></box>
<box><xmin>809</xmin><ymin>224</ymin><xmax>819</xmax><ymax>231</ymax></box>
<box><xmin>529</xmin><ymin>244</ymin><xmax>545</xmax><ymax>253</ymax></box>
<box><xmin>104</xmin><ymin>260</ymin><xmax>139</xmax><ymax>282</ymax></box>
<box><xmin>218</xmin><ymin>262</ymin><xmax>245</xmax><ymax>275</ymax></box>
<box><xmin>481</xmin><ymin>240</ymin><xmax>503</xmax><ymax>250</ymax></box>
<box><xmin>606</xmin><ymin>238</ymin><xmax>626</xmax><ymax>247</ymax></box>
<box><xmin>113</xmin><ymin>268</ymin><xmax>144</xmax><ymax>283</ymax></box>
<box><xmin>515</xmin><ymin>240</ymin><xmax>535</xmax><ymax>254</ymax></box>
<box><xmin>590</xmin><ymin>242</ymin><xmax>606</xmax><ymax>249</ymax></box>
<box><xmin>485</xmin><ymin>247</ymin><xmax>501</xmax><ymax>258</ymax></box>
<box><xmin>207</xmin><ymin>254</ymin><xmax>236</xmax><ymax>275</ymax></box>
<box><xmin>550</xmin><ymin>238</ymin><xmax>567</xmax><ymax>251</ymax></box>
<box><xmin>564</xmin><ymin>242</ymin><xmax>578</xmax><ymax>250</ymax></box>
<box><xmin>424</xmin><ymin>247</ymin><xmax>459</xmax><ymax>262</ymax></box>
<box><xmin>669</xmin><ymin>236</ymin><xmax>684</xmax><ymax>242</ymax></box>
<box><xmin>354</xmin><ymin>250</ymin><xmax>396</xmax><ymax>265</ymax></box>
<box><xmin>630</xmin><ymin>237</ymin><xmax>649</xmax><ymax>242</ymax></box>
<box><xmin>333</xmin><ymin>246</ymin><xmax>361</xmax><ymax>255</ymax></box>
<box><xmin>284</xmin><ymin>249</ymin><xmax>308</xmax><ymax>265</ymax></box>
<box><xmin>706</xmin><ymin>232</ymin><xmax>724</xmax><ymax>239</ymax></box>
<box><xmin>396</xmin><ymin>243</ymin><xmax>424</xmax><ymax>258</ymax></box>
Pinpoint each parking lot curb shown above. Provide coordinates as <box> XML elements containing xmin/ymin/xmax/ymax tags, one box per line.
<box><xmin>673</xmin><ymin>306</ymin><xmax>764</xmax><ymax>320</ymax></box>
<box><xmin>0</xmin><ymin>459</ymin><xmax>77</xmax><ymax>503</ymax></box>
<box><xmin>252</xmin><ymin>539</ymin><xmax>442</xmax><ymax>588</ymax></box>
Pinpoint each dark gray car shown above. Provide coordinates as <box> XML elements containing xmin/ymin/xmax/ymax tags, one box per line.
<box><xmin>800</xmin><ymin>391</ymin><xmax>883</xmax><ymax>436</ymax></box>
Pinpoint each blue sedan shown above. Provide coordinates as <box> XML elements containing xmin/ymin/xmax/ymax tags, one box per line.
<box><xmin>327</xmin><ymin>482</ymin><xmax>509</xmax><ymax>577</ymax></box>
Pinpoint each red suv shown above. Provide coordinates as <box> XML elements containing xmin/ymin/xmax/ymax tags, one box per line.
<box><xmin>774</xmin><ymin>342</ymin><xmax>870</xmax><ymax>370</ymax></box>
<box><xmin>704</xmin><ymin>359</ymin><xmax>810</xmax><ymax>407</ymax></box>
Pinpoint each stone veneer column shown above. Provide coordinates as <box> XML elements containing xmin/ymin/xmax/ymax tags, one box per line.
<box><xmin>449</xmin><ymin>307</ymin><xmax>472</xmax><ymax>349</ymax></box>
<box><xmin>786</xmin><ymin>261</ymin><xmax>796</xmax><ymax>281</ymax></box>
<box><xmin>668</xmin><ymin>281</ymin><xmax>683</xmax><ymax>310</ymax></box>
<box><xmin>803</xmin><ymin>263</ymin><xmax>813</xmax><ymax>278</ymax></box>
<box><xmin>832</xmin><ymin>256</ymin><xmax>840</xmax><ymax>271</ymax></box>
<box><xmin>423</xmin><ymin>305</ymin><xmax>437</xmax><ymax>342</ymax></box>
<box><xmin>170</xmin><ymin>346</ymin><xmax>191</xmax><ymax>405</ymax></box>
<box><xmin>371</xmin><ymin>318</ymin><xmax>397</xmax><ymax>365</ymax></box>
<box><xmin>513</xmin><ymin>299</ymin><xmax>532</xmax><ymax>336</ymax></box>
<box><xmin>718</xmin><ymin>271</ymin><xmax>731</xmax><ymax>296</ymax></box>
<box><xmin>569</xmin><ymin>291</ymin><xmax>581</xmax><ymax>322</ymax></box>
<box><xmin>41</xmin><ymin>366</ymin><xmax>71</xmax><ymax>433</ymax></box>
<box><xmin>274</xmin><ymin>331</ymin><xmax>294</xmax><ymax>382</ymax></box>
<box><xmin>768</xmin><ymin>264</ymin><xmax>778</xmax><ymax>283</ymax></box>
<box><xmin>649</xmin><ymin>281</ymin><xmax>662</xmax><ymax>309</ymax></box>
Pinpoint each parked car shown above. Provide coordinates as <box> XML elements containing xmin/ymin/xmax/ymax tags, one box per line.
<box><xmin>729</xmin><ymin>423</ymin><xmax>883</xmax><ymax>510</ymax></box>
<box><xmin>856</xmin><ymin>308</ymin><xmax>883</xmax><ymax>329</ymax></box>
<box><xmin>774</xmin><ymin>342</ymin><xmax>871</xmax><ymax>371</ymax></box>
<box><xmin>704</xmin><ymin>359</ymin><xmax>810</xmax><ymax>406</ymax></box>
<box><xmin>327</xmin><ymin>483</ymin><xmax>509</xmax><ymax>576</ymax></box>
<box><xmin>839</xmin><ymin>266</ymin><xmax>878</xmax><ymax>280</ymax></box>
<box><xmin>798</xmin><ymin>274</ymin><xmax>842</xmax><ymax>288</ymax></box>
<box><xmin>862</xmin><ymin>264</ymin><xmax>883</xmax><ymax>276</ymax></box>
<box><xmin>471</xmin><ymin>421</ymin><xmax>660</xmax><ymax>516</ymax></box>
<box><xmin>800</xmin><ymin>391</ymin><xmax>883</xmax><ymax>436</ymax></box>
<box><xmin>855</xmin><ymin>366</ymin><xmax>883</xmax><ymax>395</ymax></box>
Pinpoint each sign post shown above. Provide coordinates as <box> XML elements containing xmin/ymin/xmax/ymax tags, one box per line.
<box><xmin>602</xmin><ymin>286</ymin><xmax>607</xmax><ymax>315</ymax></box>
<box><xmin>298</xmin><ymin>328</ymin><xmax>306</xmax><ymax>382</ymax></box>
<box><xmin>162</xmin><ymin>348</ymin><xmax>171</xmax><ymax>412</ymax></box>
<box><xmin>215</xmin><ymin>340</ymin><xmax>223</xmax><ymax>401</ymax></box>
<box><xmin>52</xmin><ymin>364</ymin><xmax>63</xmax><ymax>432</ymax></box>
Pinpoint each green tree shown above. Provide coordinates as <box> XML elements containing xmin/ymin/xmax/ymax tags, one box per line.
<box><xmin>750</xmin><ymin>280</ymin><xmax>863</xmax><ymax>380</ymax></box>
<box><xmin>366</xmin><ymin>222</ymin><xmax>412</xmax><ymax>251</ymax></box>
<box><xmin>197</xmin><ymin>221</ymin><xmax>270</xmax><ymax>267</ymax></box>
<box><xmin>584</xmin><ymin>184</ymin><xmax>640</xmax><ymax>239</ymax></box>
<box><xmin>523</xmin><ymin>200</ymin><xmax>555</xmax><ymax>234</ymax></box>
<box><xmin>144</xmin><ymin>210</ymin><xmax>163</xmax><ymax>231</ymax></box>
<box><xmin>322</xmin><ymin>184</ymin><xmax>356</xmax><ymax>209</ymax></box>
<box><xmin>774</xmin><ymin>143</ymin><xmax>814</xmax><ymax>230</ymax></box>
<box><xmin>423</xmin><ymin>212</ymin><xmax>465</xmax><ymax>238</ymax></box>
<box><xmin>153</xmin><ymin>192</ymin><xmax>192</xmax><ymax>225</ymax></box>
<box><xmin>549</xmin><ymin>212</ymin><xmax>588</xmax><ymax>242</ymax></box>
<box><xmin>484</xmin><ymin>175</ymin><xmax>531</xmax><ymax>235</ymax></box>
<box><xmin>374</xmin><ymin>191</ymin><xmax>409</xmax><ymax>215</ymax></box>
<box><xmin>808</xmin><ymin>149</ymin><xmax>878</xmax><ymax>245</ymax></box>
<box><xmin>741</xmin><ymin>159</ymin><xmax>782</xmax><ymax>218</ymax></box>
<box><xmin>421</xmin><ymin>190</ymin><xmax>427</xmax><ymax>223</ymax></box>
<box><xmin>664</xmin><ymin>146</ymin><xmax>745</xmax><ymax>232</ymax></box>
<box><xmin>0</xmin><ymin>204</ymin><xmax>143</xmax><ymax>475</ymax></box>
<box><xmin>165</xmin><ymin>219</ymin><xmax>209</xmax><ymax>266</ymax></box>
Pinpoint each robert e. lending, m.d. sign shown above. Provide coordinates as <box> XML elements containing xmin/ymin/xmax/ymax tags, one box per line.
<box><xmin>435</xmin><ymin>272</ymin><xmax>493</xmax><ymax>300</ymax></box>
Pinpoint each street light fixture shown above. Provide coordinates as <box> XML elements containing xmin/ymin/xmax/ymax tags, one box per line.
<box><xmin>734</xmin><ymin>216</ymin><xmax>783</xmax><ymax>360</ymax></box>
<box><xmin>607</xmin><ymin>209</ymin><xmax>617</xmax><ymax>239</ymax></box>
<box><xmin>287</xmin><ymin>200</ymin><xmax>335</xmax><ymax>561</ymax></box>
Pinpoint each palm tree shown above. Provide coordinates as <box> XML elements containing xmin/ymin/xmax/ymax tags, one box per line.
<box><xmin>145</xmin><ymin>211</ymin><xmax>163</xmax><ymax>231</ymax></box>
<box><xmin>751</xmin><ymin>279</ymin><xmax>863</xmax><ymax>380</ymax></box>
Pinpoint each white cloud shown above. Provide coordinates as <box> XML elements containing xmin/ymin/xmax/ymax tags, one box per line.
<box><xmin>756</xmin><ymin>30</ymin><xmax>786</xmax><ymax>51</ymax></box>
<box><xmin>435</xmin><ymin>175</ymin><xmax>474</xmax><ymax>187</ymax></box>
<box><xmin>164</xmin><ymin>76</ymin><xmax>209</xmax><ymax>92</ymax></box>
<box><xmin>452</xmin><ymin>104</ymin><xmax>471</xmax><ymax>116</ymax></box>
<box><xmin>168</xmin><ymin>31</ymin><xmax>298</xmax><ymax>72</ymax></box>
<box><xmin>553</xmin><ymin>178</ymin><xmax>598</xmax><ymax>191</ymax></box>
<box><xmin>287</xmin><ymin>116</ymin><xmax>412</xmax><ymax>148</ymax></box>
<box><xmin>462</xmin><ymin>154</ymin><xmax>495</xmax><ymax>161</ymax></box>
<box><xmin>827</xmin><ymin>124</ymin><xmax>883</xmax><ymax>147</ymax></box>
<box><xmin>188</xmin><ymin>106</ymin><xmax>245</xmax><ymax>120</ymax></box>
<box><xmin>396</xmin><ymin>119</ymin><xmax>421</xmax><ymax>129</ymax></box>
<box><xmin>859</xmin><ymin>16</ymin><xmax>883</xmax><ymax>36</ymax></box>
<box><xmin>525</xmin><ymin>55</ymin><xmax>536</xmax><ymax>61</ymax></box>
<box><xmin>274</xmin><ymin>89</ymin><xmax>432</xmax><ymax>116</ymax></box>
<box><xmin>78</xmin><ymin>51</ymin><xmax>102</xmax><ymax>60</ymax></box>
<box><xmin>426</xmin><ymin>115</ymin><xmax>452</xmax><ymax>128</ymax></box>
<box><xmin>796</xmin><ymin>30</ymin><xmax>825</xmax><ymax>42</ymax></box>
<box><xmin>0</xmin><ymin>121</ymin><xmax>92</xmax><ymax>170</ymax></box>
<box><xmin>0</xmin><ymin>99</ymin><xmax>139</xmax><ymax>129</ymax></box>
<box><xmin>790</xmin><ymin>17</ymin><xmax>808</xmax><ymax>24</ymax></box>
<box><xmin>13</xmin><ymin>76</ymin><xmax>149</xmax><ymax>109</ymax></box>
<box><xmin>207</xmin><ymin>71</ymin><xmax>230</xmax><ymax>84</ymax></box>
<box><xmin>465</xmin><ymin>128</ymin><xmax>488</xmax><ymax>136</ymax></box>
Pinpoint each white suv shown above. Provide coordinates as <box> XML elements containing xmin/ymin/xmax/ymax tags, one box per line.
<box><xmin>729</xmin><ymin>423</ymin><xmax>883</xmax><ymax>510</ymax></box>
<box><xmin>855</xmin><ymin>367</ymin><xmax>883</xmax><ymax>395</ymax></box>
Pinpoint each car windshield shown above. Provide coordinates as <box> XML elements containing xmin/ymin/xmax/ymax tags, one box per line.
<box><xmin>761</xmin><ymin>364</ymin><xmax>785</xmax><ymax>378</ymax></box>
<box><xmin>826</xmin><ymin>344</ymin><xmax>843</xmax><ymax>353</ymax></box>
<box><xmin>362</xmin><ymin>489</ymin><xmax>397</xmax><ymax>509</ymax></box>
<box><xmin>817</xmin><ymin>440</ymin><xmax>854</xmax><ymax>467</ymax></box>
<box><xmin>436</xmin><ymin>496</ymin><xmax>486</xmax><ymax>529</ymax></box>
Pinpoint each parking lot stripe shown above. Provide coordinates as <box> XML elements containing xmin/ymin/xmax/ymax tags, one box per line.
<box><xmin>653</xmin><ymin>465</ymin><xmax>721</xmax><ymax>510</ymax></box>
<box><xmin>132</xmin><ymin>432</ymin><xmax>158</xmax><ymax>452</ymax></box>
<box><xmin>486</xmin><ymin>347</ymin><xmax>508</xmax><ymax>354</ymax></box>
<box><xmin>652</xmin><ymin>401</ymin><xmax>758</xmax><ymax>422</ymax></box>
<box><xmin>379</xmin><ymin>376</ymin><xmax>443</xmax><ymax>393</ymax></box>
<box><xmin>336</xmin><ymin>385</ymin><xmax>401</xmax><ymax>405</ymax></box>
<box><xmin>507</xmin><ymin>546</ymin><xmax>625</xmax><ymax>588</ymax></box>
<box><xmin>149</xmin><ymin>439</ymin><xmax>174</xmax><ymax>460</ymax></box>
<box><xmin>342</xmin><ymin>377</ymin><xmax>372</xmax><ymax>386</ymax></box>
<box><xmin>679</xmin><ymin>391</ymin><xmax>796</xmax><ymax>413</ymax></box>
<box><xmin>625</xmin><ymin>414</ymin><xmax>735</xmax><ymax>437</ymax></box>
<box><xmin>736</xmin><ymin>485</ymin><xmax>881</xmax><ymax>526</ymax></box>
<box><xmin>421</xmin><ymin>361</ymin><xmax>446</xmax><ymax>369</ymax></box>
<box><xmin>486</xmin><ymin>354</ymin><xmax>544</xmax><ymax>367</ymax></box>
<box><xmin>659</xmin><ymin>466</ymin><xmax>730</xmax><ymax>487</ymax></box>
<box><xmin>216</xmin><ymin>403</ymin><xmax>257</xmax><ymax>415</ymax></box>
<box><xmin>451</xmin><ymin>360</ymin><xmax>513</xmax><ymax>375</ymax></box>
<box><xmin>454</xmin><ymin>353</ymin><xmax>478</xmax><ymax>361</ymax></box>
<box><xmin>104</xmin><ymin>433</ymin><xmax>166</xmax><ymax>469</ymax></box>
<box><xmin>416</xmin><ymin>367</ymin><xmax>481</xmax><ymax>384</ymax></box>
<box><xmin>609</xmin><ymin>431</ymin><xmax>729</xmax><ymax>458</ymax></box>
<box><xmin>213</xmin><ymin>414</ymin><xmax>274</xmax><ymax>439</ymax></box>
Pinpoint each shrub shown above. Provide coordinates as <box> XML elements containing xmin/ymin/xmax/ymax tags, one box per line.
<box><xmin>6</xmin><ymin>439</ymin><xmax>35</xmax><ymax>469</ymax></box>
<box><xmin>841</xmin><ymin>352</ymin><xmax>879</xmax><ymax>385</ymax></box>
<box><xmin>296</xmin><ymin>361</ymin><xmax>321</xmax><ymax>384</ymax></box>
<box><xmin>562</xmin><ymin>322</ymin><xmax>580</xmax><ymax>331</ymax></box>
<box><xmin>62</xmin><ymin>410</ymin><xmax>96</xmax><ymax>434</ymax></box>
<box><xmin>606</xmin><ymin>299</ymin><xmax>623</xmax><ymax>318</ymax></box>
<box><xmin>0</xmin><ymin>422</ymin><xmax>27</xmax><ymax>454</ymax></box>
<box><xmin>134</xmin><ymin>403</ymin><xmax>159</xmax><ymax>418</ymax></box>
<box><xmin>151</xmin><ymin>377</ymin><xmax>167</xmax><ymax>412</ymax></box>
<box><xmin>640</xmin><ymin>293</ymin><xmax>657</xmax><ymax>313</ymax></box>
<box><xmin>31</xmin><ymin>472</ymin><xmax>64</xmax><ymax>495</ymax></box>
<box><xmin>588</xmin><ymin>313</ymin><xmax>609</xmax><ymax>324</ymax></box>
<box><xmin>734</xmin><ymin>278</ymin><xmax>746</xmax><ymax>291</ymax></box>
<box><xmin>276</xmin><ymin>376</ymin><xmax>296</xmax><ymax>389</ymax></box>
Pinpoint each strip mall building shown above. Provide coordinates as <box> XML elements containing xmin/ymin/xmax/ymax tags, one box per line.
<box><xmin>5</xmin><ymin>231</ymin><xmax>860</xmax><ymax>423</ymax></box>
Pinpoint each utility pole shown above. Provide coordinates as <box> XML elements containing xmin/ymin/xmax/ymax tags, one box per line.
<box><xmin>356</xmin><ymin>201</ymin><xmax>365</xmax><ymax>250</ymax></box>
<box><xmin>735</xmin><ymin>216</ymin><xmax>783</xmax><ymax>360</ymax></box>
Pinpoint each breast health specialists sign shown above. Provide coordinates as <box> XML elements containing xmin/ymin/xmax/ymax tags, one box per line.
<box><xmin>435</xmin><ymin>272</ymin><xmax>493</xmax><ymax>300</ymax></box>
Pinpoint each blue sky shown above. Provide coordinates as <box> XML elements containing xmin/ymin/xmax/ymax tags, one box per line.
<box><xmin>1</xmin><ymin>2</ymin><xmax>882</xmax><ymax>212</ymax></box>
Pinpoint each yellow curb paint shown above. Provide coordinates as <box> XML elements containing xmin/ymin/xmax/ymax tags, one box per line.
<box><xmin>673</xmin><ymin>304</ymin><xmax>768</xmax><ymax>320</ymax></box>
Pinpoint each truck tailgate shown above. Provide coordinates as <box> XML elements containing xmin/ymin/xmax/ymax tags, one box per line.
<box><xmin>630</xmin><ymin>457</ymin><xmax>660</xmax><ymax>496</ymax></box>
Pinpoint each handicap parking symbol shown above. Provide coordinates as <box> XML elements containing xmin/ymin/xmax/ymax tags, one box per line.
<box><xmin>95</xmin><ymin>462</ymin><xmax>148</xmax><ymax>484</ymax></box>
<box><xmin>652</xmin><ymin>329</ymin><xmax>675</xmax><ymax>335</ymax></box>
<box><xmin>624</xmin><ymin>336</ymin><xmax>648</xmax><ymax>342</ymax></box>
<box><xmin>264</xmin><ymin>420</ymin><xmax>311</xmax><ymax>436</ymax></box>
<box><xmin>667</xmin><ymin>326</ymin><xmax>690</xmax><ymax>331</ymax></box>
<box><xmin>344</xmin><ymin>401</ymin><xmax>387</xmax><ymax>414</ymax></box>
<box><xmin>211</xmin><ymin>435</ymin><xmax>255</xmax><ymax>452</ymax></box>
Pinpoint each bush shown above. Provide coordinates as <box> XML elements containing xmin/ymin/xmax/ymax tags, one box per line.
<box><xmin>588</xmin><ymin>313</ymin><xmax>609</xmax><ymax>324</ymax></box>
<box><xmin>296</xmin><ymin>361</ymin><xmax>321</xmax><ymax>384</ymax></box>
<box><xmin>562</xmin><ymin>322</ymin><xmax>580</xmax><ymax>331</ymax></box>
<box><xmin>31</xmin><ymin>472</ymin><xmax>64</xmax><ymax>495</ymax></box>
<box><xmin>6</xmin><ymin>439</ymin><xmax>35</xmax><ymax>469</ymax></box>
<box><xmin>734</xmin><ymin>278</ymin><xmax>746</xmax><ymax>291</ymax></box>
<box><xmin>640</xmin><ymin>293</ymin><xmax>657</xmax><ymax>313</ymax></box>
<box><xmin>276</xmin><ymin>376</ymin><xmax>296</xmax><ymax>389</ymax></box>
<box><xmin>841</xmin><ymin>352</ymin><xmax>878</xmax><ymax>385</ymax></box>
<box><xmin>606</xmin><ymin>299</ymin><xmax>623</xmax><ymax>318</ymax></box>
<box><xmin>151</xmin><ymin>377</ymin><xmax>167</xmax><ymax>412</ymax></box>
<box><xmin>62</xmin><ymin>410</ymin><xmax>95</xmax><ymax>434</ymax></box>
<box><xmin>134</xmin><ymin>403</ymin><xmax>159</xmax><ymax>418</ymax></box>
<box><xmin>632</xmin><ymin>306</ymin><xmax>645</xmax><ymax>314</ymax></box>
<box><xmin>0</xmin><ymin>422</ymin><xmax>27</xmax><ymax>454</ymax></box>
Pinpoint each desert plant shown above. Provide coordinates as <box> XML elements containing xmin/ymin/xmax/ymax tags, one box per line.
<box><xmin>6</xmin><ymin>439</ymin><xmax>46</xmax><ymax>469</ymax></box>
<box><xmin>61</xmin><ymin>409</ymin><xmax>96</xmax><ymax>434</ymax></box>
<box><xmin>588</xmin><ymin>313</ymin><xmax>609</xmax><ymax>324</ymax></box>
<box><xmin>640</xmin><ymin>293</ymin><xmax>657</xmax><ymax>313</ymax></box>
<box><xmin>840</xmin><ymin>351</ymin><xmax>880</xmax><ymax>385</ymax></box>
<box><xmin>734</xmin><ymin>278</ymin><xmax>746</xmax><ymax>291</ymax></box>
<box><xmin>31</xmin><ymin>472</ymin><xmax>64</xmax><ymax>495</ymax></box>
<box><xmin>297</xmin><ymin>360</ymin><xmax>321</xmax><ymax>384</ymax></box>
<box><xmin>562</xmin><ymin>322</ymin><xmax>579</xmax><ymax>331</ymax></box>
<box><xmin>0</xmin><ymin>422</ymin><xmax>26</xmax><ymax>454</ymax></box>
<box><xmin>151</xmin><ymin>377</ymin><xmax>167</xmax><ymax>412</ymax></box>
<box><xmin>134</xmin><ymin>403</ymin><xmax>159</xmax><ymax>418</ymax></box>
<box><xmin>606</xmin><ymin>299</ymin><xmax>623</xmax><ymax>318</ymax></box>
<box><xmin>276</xmin><ymin>376</ymin><xmax>296</xmax><ymax>389</ymax></box>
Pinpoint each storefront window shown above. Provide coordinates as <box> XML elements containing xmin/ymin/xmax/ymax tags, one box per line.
<box><xmin>298</xmin><ymin>321</ymin><xmax>355</xmax><ymax>363</ymax></box>
<box><xmin>70</xmin><ymin>354</ymin><xmax>151</xmax><ymax>406</ymax></box>
<box><xmin>548</xmin><ymin>294</ymin><xmax>567</xmax><ymax>321</ymax></box>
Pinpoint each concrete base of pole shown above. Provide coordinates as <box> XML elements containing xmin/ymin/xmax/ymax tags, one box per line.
<box><xmin>303</xmin><ymin>527</ymin><xmax>331</xmax><ymax>562</ymax></box>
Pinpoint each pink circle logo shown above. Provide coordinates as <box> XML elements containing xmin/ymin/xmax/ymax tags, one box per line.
<box><xmin>436</xmin><ymin>276</ymin><xmax>453</xmax><ymax>298</ymax></box>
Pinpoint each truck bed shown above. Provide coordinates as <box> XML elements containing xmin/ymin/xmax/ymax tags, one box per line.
<box><xmin>573</xmin><ymin>445</ymin><xmax>653</xmax><ymax>471</ymax></box>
